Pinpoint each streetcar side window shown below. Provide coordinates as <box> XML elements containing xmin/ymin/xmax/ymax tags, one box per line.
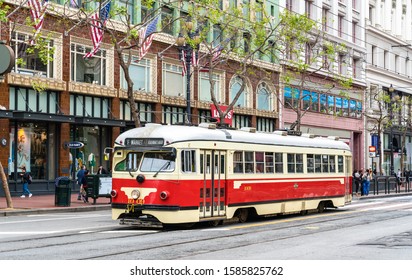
<box><xmin>322</xmin><ymin>155</ymin><xmax>329</xmax><ymax>172</ymax></box>
<box><xmin>114</xmin><ymin>152</ymin><xmax>143</xmax><ymax>171</ymax></box>
<box><xmin>315</xmin><ymin>155</ymin><xmax>322</xmax><ymax>172</ymax></box>
<box><xmin>275</xmin><ymin>153</ymin><xmax>283</xmax><ymax>173</ymax></box>
<box><xmin>265</xmin><ymin>152</ymin><xmax>274</xmax><ymax>173</ymax></box>
<box><xmin>233</xmin><ymin>151</ymin><xmax>244</xmax><ymax>173</ymax></box>
<box><xmin>181</xmin><ymin>150</ymin><xmax>196</xmax><ymax>173</ymax></box>
<box><xmin>329</xmin><ymin>155</ymin><xmax>336</xmax><ymax>173</ymax></box>
<box><xmin>337</xmin><ymin>155</ymin><xmax>344</xmax><ymax>172</ymax></box>
<box><xmin>296</xmin><ymin>154</ymin><xmax>304</xmax><ymax>173</ymax></box>
<box><xmin>287</xmin><ymin>154</ymin><xmax>295</xmax><ymax>173</ymax></box>
<box><xmin>255</xmin><ymin>152</ymin><xmax>264</xmax><ymax>173</ymax></box>
<box><xmin>287</xmin><ymin>153</ymin><xmax>304</xmax><ymax>173</ymax></box>
<box><xmin>245</xmin><ymin>151</ymin><xmax>254</xmax><ymax>173</ymax></box>
<box><xmin>307</xmin><ymin>154</ymin><xmax>314</xmax><ymax>173</ymax></box>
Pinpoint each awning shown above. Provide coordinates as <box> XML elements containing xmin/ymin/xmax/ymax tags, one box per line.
<box><xmin>75</xmin><ymin>116</ymin><xmax>126</xmax><ymax>127</ymax></box>
<box><xmin>12</xmin><ymin>111</ymin><xmax>75</xmax><ymax>123</ymax></box>
<box><xmin>0</xmin><ymin>110</ymin><xmax>13</xmax><ymax>118</ymax></box>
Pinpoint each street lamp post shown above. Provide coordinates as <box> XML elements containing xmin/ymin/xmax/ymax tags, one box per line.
<box><xmin>177</xmin><ymin>20</ymin><xmax>199</xmax><ymax>125</ymax></box>
<box><xmin>389</xmin><ymin>84</ymin><xmax>395</xmax><ymax>176</ymax></box>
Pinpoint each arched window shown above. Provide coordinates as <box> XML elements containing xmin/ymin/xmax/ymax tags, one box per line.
<box><xmin>257</xmin><ymin>82</ymin><xmax>272</xmax><ymax>111</ymax></box>
<box><xmin>230</xmin><ymin>76</ymin><xmax>249</xmax><ymax>107</ymax></box>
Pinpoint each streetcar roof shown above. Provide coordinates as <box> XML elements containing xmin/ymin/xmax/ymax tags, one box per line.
<box><xmin>115</xmin><ymin>123</ymin><xmax>351</xmax><ymax>151</ymax></box>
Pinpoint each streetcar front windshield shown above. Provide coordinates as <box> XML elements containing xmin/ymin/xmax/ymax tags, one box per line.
<box><xmin>114</xmin><ymin>152</ymin><xmax>143</xmax><ymax>172</ymax></box>
<box><xmin>141</xmin><ymin>152</ymin><xmax>175</xmax><ymax>172</ymax></box>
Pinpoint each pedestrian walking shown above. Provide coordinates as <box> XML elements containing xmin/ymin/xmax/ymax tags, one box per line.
<box><xmin>362</xmin><ymin>168</ymin><xmax>370</xmax><ymax>196</ymax></box>
<box><xmin>353</xmin><ymin>169</ymin><xmax>361</xmax><ymax>196</ymax></box>
<box><xmin>396</xmin><ymin>168</ymin><xmax>402</xmax><ymax>188</ymax></box>
<box><xmin>97</xmin><ymin>165</ymin><xmax>107</xmax><ymax>174</ymax></box>
<box><xmin>20</xmin><ymin>166</ymin><xmax>33</xmax><ymax>198</ymax></box>
<box><xmin>80</xmin><ymin>169</ymin><xmax>89</xmax><ymax>203</ymax></box>
<box><xmin>76</xmin><ymin>165</ymin><xmax>86</xmax><ymax>200</ymax></box>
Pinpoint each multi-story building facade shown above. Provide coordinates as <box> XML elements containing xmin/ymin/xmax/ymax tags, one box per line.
<box><xmin>365</xmin><ymin>0</ymin><xmax>412</xmax><ymax>175</ymax></box>
<box><xmin>0</xmin><ymin>0</ymin><xmax>281</xmax><ymax>195</ymax></box>
<box><xmin>279</xmin><ymin>0</ymin><xmax>367</xmax><ymax>170</ymax></box>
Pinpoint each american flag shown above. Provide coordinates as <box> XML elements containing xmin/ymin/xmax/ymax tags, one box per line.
<box><xmin>137</xmin><ymin>16</ymin><xmax>159</xmax><ymax>61</ymax></box>
<box><xmin>28</xmin><ymin>0</ymin><xmax>49</xmax><ymax>44</ymax></box>
<box><xmin>181</xmin><ymin>50</ymin><xmax>199</xmax><ymax>76</ymax></box>
<box><xmin>84</xmin><ymin>1</ymin><xmax>111</xmax><ymax>58</ymax></box>
<box><xmin>199</xmin><ymin>43</ymin><xmax>224</xmax><ymax>72</ymax></box>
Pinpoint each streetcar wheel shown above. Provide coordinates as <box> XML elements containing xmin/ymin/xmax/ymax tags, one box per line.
<box><xmin>300</xmin><ymin>210</ymin><xmax>308</xmax><ymax>216</ymax></box>
<box><xmin>208</xmin><ymin>220</ymin><xmax>222</xmax><ymax>227</ymax></box>
<box><xmin>317</xmin><ymin>202</ymin><xmax>325</xmax><ymax>213</ymax></box>
<box><xmin>237</xmin><ymin>209</ymin><xmax>249</xmax><ymax>223</ymax></box>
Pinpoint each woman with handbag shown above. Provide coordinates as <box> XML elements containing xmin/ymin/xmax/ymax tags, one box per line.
<box><xmin>80</xmin><ymin>169</ymin><xmax>89</xmax><ymax>203</ymax></box>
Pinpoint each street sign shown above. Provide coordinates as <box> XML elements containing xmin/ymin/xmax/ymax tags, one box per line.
<box><xmin>369</xmin><ymin>146</ymin><xmax>376</xmax><ymax>158</ymax></box>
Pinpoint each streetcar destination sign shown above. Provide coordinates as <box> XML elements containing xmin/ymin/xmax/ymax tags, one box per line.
<box><xmin>125</xmin><ymin>138</ymin><xmax>164</xmax><ymax>146</ymax></box>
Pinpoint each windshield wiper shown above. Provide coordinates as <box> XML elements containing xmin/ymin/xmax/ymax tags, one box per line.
<box><xmin>153</xmin><ymin>161</ymin><xmax>171</xmax><ymax>178</ymax></box>
<box><xmin>127</xmin><ymin>168</ymin><xmax>135</xmax><ymax>178</ymax></box>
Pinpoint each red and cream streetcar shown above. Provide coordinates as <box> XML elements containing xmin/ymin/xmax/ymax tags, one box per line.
<box><xmin>109</xmin><ymin>123</ymin><xmax>352</xmax><ymax>226</ymax></box>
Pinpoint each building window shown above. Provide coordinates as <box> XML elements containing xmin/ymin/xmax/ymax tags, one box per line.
<box><xmin>322</xmin><ymin>8</ymin><xmax>328</xmax><ymax>31</ymax></box>
<box><xmin>120</xmin><ymin>100</ymin><xmax>153</xmax><ymax>123</ymax></box>
<box><xmin>161</xmin><ymin>6</ymin><xmax>174</xmax><ymax>35</ymax></box>
<box><xmin>70</xmin><ymin>125</ymin><xmax>108</xmax><ymax>177</ymax></box>
<box><xmin>230</xmin><ymin>76</ymin><xmax>249</xmax><ymax>107</ymax></box>
<box><xmin>338</xmin><ymin>15</ymin><xmax>344</xmax><ymax>37</ymax></box>
<box><xmin>352</xmin><ymin>21</ymin><xmax>357</xmax><ymax>43</ymax></box>
<box><xmin>371</xmin><ymin>45</ymin><xmax>377</xmax><ymax>66</ymax></box>
<box><xmin>353</xmin><ymin>58</ymin><xmax>361</xmax><ymax>79</ymax></box>
<box><xmin>212</xmin><ymin>24</ymin><xmax>223</xmax><ymax>47</ymax></box>
<box><xmin>9</xmin><ymin>122</ymin><xmax>55</xmax><ymax>181</ymax></box>
<box><xmin>199</xmin><ymin>72</ymin><xmax>222</xmax><ymax>102</ymax></box>
<box><xmin>162</xmin><ymin>62</ymin><xmax>185</xmax><ymax>98</ymax></box>
<box><xmin>286</xmin><ymin>0</ymin><xmax>293</xmax><ymax>11</ymax></box>
<box><xmin>71</xmin><ymin>43</ymin><xmax>106</xmax><ymax>85</ymax></box>
<box><xmin>10</xmin><ymin>87</ymin><xmax>59</xmax><ymax>114</ymax></box>
<box><xmin>305</xmin><ymin>0</ymin><xmax>312</xmax><ymax>19</ymax></box>
<box><xmin>257</xmin><ymin>117</ymin><xmax>275</xmax><ymax>132</ymax></box>
<box><xmin>257</xmin><ymin>82</ymin><xmax>272</xmax><ymax>111</ymax></box>
<box><xmin>338</xmin><ymin>54</ymin><xmax>346</xmax><ymax>74</ymax></box>
<box><xmin>243</xmin><ymin>32</ymin><xmax>251</xmax><ymax>53</ymax></box>
<box><xmin>162</xmin><ymin>105</ymin><xmax>185</xmax><ymax>124</ymax></box>
<box><xmin>70</xmin><ymin>94</ymin><xmax>110</xmax><ymax>118</ymax></box>
<box><xmin>116</xmin><ymin>0</ymin><xmax>135</xmax><ymax>24</ymax></box>
<box><xmin>11</xmin><ymin>31</ymin><xmax>54</xmax><ymax>78</ymax></box>
<box><xmin>384</xmin><ymin>50</ymin><xmax>389</xmax><ymax>69</ymax></box>
<box><xmin>121</xmin><ymin>57</ymin><xmax>152</xmax><ymax>93</ymax></box>
<box><xmin>305</xmin><ymin>42</ymin><xmax>313</xmax><ymax>65</ymax></box>
<box><xmin>233</xmin><ymin>114</ymin><xmax>252</xmax><ymax>129</ymax></box>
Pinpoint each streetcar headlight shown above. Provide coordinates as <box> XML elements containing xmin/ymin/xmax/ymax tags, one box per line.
<box><xmin>131</xmin><ymin>189</ymin><xmax>140</xmax><ymax>200</ymax></box>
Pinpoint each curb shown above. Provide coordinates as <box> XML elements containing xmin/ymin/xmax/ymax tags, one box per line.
<box><xmin>0</xmin><ymin>205</ymin><xmax>111</xmax><ymax>217</ymax></box>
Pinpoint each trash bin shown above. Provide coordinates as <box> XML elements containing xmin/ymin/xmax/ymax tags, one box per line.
<box><xmin>54</xmin><ymin>176</ymin><xmax>71</xmax><ymax>206</ymax></box>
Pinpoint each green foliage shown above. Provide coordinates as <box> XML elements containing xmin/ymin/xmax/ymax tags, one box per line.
<box><xmin>0</xmin><ymin>0</ymin><xmax>10</xmax><ymax>23</ymax></box>
<box><xmin>31</xmin><ymin>80</ymin><xmax>48</xmax><ymax>94</ymax></box>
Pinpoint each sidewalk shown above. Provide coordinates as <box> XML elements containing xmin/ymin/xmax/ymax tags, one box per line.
<box><xmin>0</xmin><ymin>193</ymin><xmax>111</xmax><ymax>216</ymax></box>
<box><xmin>1</xmin><ymin>191</ymin><xmax>411</xmax><ymax>217</ymax></box>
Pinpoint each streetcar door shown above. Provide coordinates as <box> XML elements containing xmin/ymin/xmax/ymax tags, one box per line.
<box><xmin>345</xmin><ymin>156</ymin><xmax>352</xmax><ymax>203</ymax></box>
<box><xmin>199</xmin><ymin>150</ymin><xmax>226</xmax><ymax>219</ymax></box>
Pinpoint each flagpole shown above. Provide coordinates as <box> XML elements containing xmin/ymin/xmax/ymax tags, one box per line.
<box><xmin>64</xmin><ymin>0</ymin><xmax>111</xmax><ymax>36</ymax></box>
<box><xmin>6</xmin><ymin>0</ymin><xmax>30</xmax><ymax>19</ymax></box>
